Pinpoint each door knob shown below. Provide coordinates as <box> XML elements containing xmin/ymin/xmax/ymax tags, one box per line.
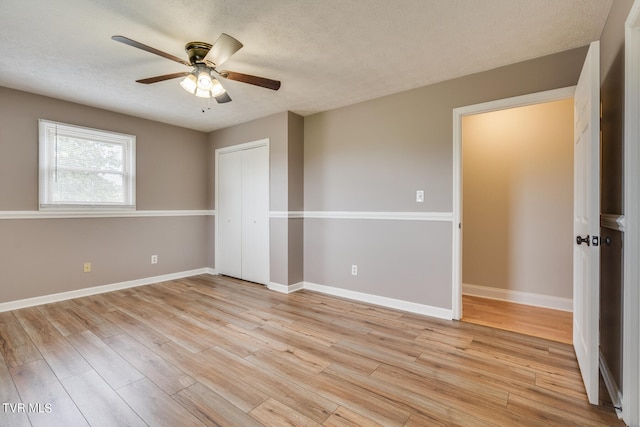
<box><xmin>576</xmin><ymin>235</ymin><xmax>590</xmax><ymax>246</ymax></box>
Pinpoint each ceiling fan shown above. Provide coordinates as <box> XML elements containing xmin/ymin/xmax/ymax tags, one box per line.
<box><xmin>112</xmin><ymin>33</ymin><xmax>281</xmax><ymax>104</ymax></box>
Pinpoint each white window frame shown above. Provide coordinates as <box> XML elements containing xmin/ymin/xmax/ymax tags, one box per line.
<box><xmin>38</xmin><ymin>119</ymin><xmax>136</xmax><ymax>211</ymax></box>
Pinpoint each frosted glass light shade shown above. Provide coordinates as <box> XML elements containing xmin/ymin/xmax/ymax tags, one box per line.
<box><xmin>180</xmin><ymin>74</ymin><xmax>197</xmax><ymax>93</ymax></box>
<box><xmin>181</xmin><ymin>68</ymin><xmax>226</xmax><ymax>98</ymax></box>
<box><xmin>210</xmin><ymin>79</ymin><xmax>225</xmax><ymax>96</ymax></box>
<box><xmin>195</xmin><ymin>88</ymin><xmax>211</xmax><ymax>98</ymax></box>
<box><xmin>197</xmin><ymin>71</ymin><xmax>213</xmax><ymax>90</ymax></box>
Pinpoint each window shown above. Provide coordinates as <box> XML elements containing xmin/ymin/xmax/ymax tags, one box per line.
<box><xmin>39</xmin><ymin>119</ymin><xmax>136</xmax><ymax>210</ymax></box>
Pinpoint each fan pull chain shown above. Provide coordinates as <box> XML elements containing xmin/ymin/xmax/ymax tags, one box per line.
<box><xmin>201</xmin><ymin>97</ymin><xmax>212</xmax><ymax>113</ymax></box>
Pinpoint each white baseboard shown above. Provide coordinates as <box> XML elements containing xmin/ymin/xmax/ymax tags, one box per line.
<box><xmin>600</xmin><ymin>349</ymin><xmax>624</xmax><ymax>418</ymax></box>
<box><xmin>463</xmin><ymin>283</ymin><xmax>573</xmax><ymax>312</ymax></box>
<box><xmin>267</xmin><ymin>282</ymin><xmax>304</xmax><ymax>294</ymax></box>
<box><xmin>0</xmin><ymin>268</ymin><xmax>217</xmax><ymax>313</ymax></box>
<box><xmin>1</xmin><ymin>269</ymin><xmax>452</xmax><ymax>322</ymax></box>
<box><xmin>302</xmin><ymin>281</ymin><xmax>452</xmax><ymax>320</ymax></box>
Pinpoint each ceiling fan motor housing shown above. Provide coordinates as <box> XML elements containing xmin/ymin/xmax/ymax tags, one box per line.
<box><xmin>185</xmin><ymin>42</ymin><xmax>213</xmax><ymax>65</ymax></box>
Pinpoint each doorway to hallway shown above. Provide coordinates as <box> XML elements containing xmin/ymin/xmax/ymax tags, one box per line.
<box><xmin>459</xmin><ymin>97</ymin><xmax>574</xmax><ymax>343</ymax></box>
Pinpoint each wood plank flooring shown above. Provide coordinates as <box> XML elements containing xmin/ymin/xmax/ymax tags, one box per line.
<box><xmin>461</xmin><ymin>295</ymin><xmax>573</xmax><ymax>344</ymax></box>
<box><xmin>0</xmin><ymin>275</ymin><xmax>623</xmax><ymax>426</ymax></box>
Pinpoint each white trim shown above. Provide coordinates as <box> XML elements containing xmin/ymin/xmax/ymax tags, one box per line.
<box><xmin>269</xmin><ymin>211</ymin><xmax>305</xmax><ymax>219</ymax></box>
<box><xmin>454</xmin><ymin>86</ymin><xmax>577</xmax><ymax>117</ymax></box>
<box><xmin>303</xmin><ymin>281</ymin><xmax>452</xmax><ymax>320</ymax></box>
<box><xmin>269</xmin><ymin>211</ymin><xmax>454</xmax><ymax>221</ymax></box>
<box><xmin>38</xmin><ymin>119</ymin><xmax>136</xmax><ymax>210</ymax></box>
<box><xmin>600</xmin><ymin>350</ymin><xmax>624</xmax><ymax>419</ymax></box>
<box><xmin>296</xmin><ymin>211</ymin><xmax>454</xmax><ymax>221</ymax></box>
<box><xmin>0</xmin><ymin>268</ymin><xmax>217</xmax><ymax>313</ymax></box>
<box><xmin>452</xmin><ymin>86</ymin><xmax>576</xmax><ymax>321</ymax></box>
<box><xmin>600</xmin><ymin>214</ymin><xmax>625</xmax><ymax>232</ymax></box>
<box><xmin>1</xmin><ymin>271</ymin><xmax>451</xmax><ymax>325</ymax></box>
<box><xmin>268</xmin><ymin>282</ymin><xmax>305</xmax><ymax>294</ymax></box>
<box><xmin>624</xmin><ymin>2</ymin><xmax>640</xmax><ymax>425</ymax></box>
<box><xmin>0</xmin><ymin>210</ymin><xmax>215</xmax><ymax>220</ymax></box>
<box><xmin>452</xmin><ymin>104</ymin><xmax>463</xmax><ymax>321</ymax></box>
<box><xmin>462</xmin><ymin>283</ymin><xmax>573</xmax><ymax>312</ymax></box>
<box><xmin>215</xmin><ymin>138</ymin><xmax>269</xmax><ymax>154</ymax></box>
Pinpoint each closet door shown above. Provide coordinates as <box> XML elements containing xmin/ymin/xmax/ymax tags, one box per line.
<box><xmin>218</xmin><ymin>150</ymin><xmax>242</xmax><ymax>279</ymax></box>
<box><xmin>241</xmin><ymin>145</ymin><xmax>270</xmax><ymax>285</ymax></box>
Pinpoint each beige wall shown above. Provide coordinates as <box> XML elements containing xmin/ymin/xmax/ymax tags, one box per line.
<box><xmin>0</xmin><ymin>87</ymin><xmax>212</xmax><ymax>303</ymax></box>
<box><xmin>303</xmin><ymin>47</ymin><xmax>587</xmax><ymax>310</ymax></box>
<box><xmin>462</xmin><ymin>99</ymin><xmax>574</xmax><ymax>298</ymax></box>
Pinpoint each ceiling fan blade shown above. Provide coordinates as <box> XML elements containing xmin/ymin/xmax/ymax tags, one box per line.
<box><xmin>215</xmin><ymin>92</ymin><xmax>232</xmax><ymax>103</ymax></box>
<box><xmin>112</xmin><ymin>35</ymin><xmax>191</xmax><ymax>66</ymax></box>
<box><xmin>136</xmin><ymin>72</ymin><xmax>190</xmax><ymax>84</ymax></box>
<box><xmin>205</xmin><ymin>33</ymin><xmax>243</xmax><ymax>66</ymax></box>
<box><xmin>219</xmin><ymin>71</ymin><xmax>281</xmax><ymax>91</ymax></box>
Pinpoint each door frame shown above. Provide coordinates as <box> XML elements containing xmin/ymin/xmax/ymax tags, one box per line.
<box><xmin>623</xmin><ymin>1</ymin><xmax>640</xmax><ymax>424</ymax></box>
<box><xmin>451</xmin><ymin>86</ymin><xmax>576</xmax><ymax>320</ymax></box>
<box><xmin>214</xmin><ymin>138</ymin><xmax>270</xmax><ymax>281</ymax></box>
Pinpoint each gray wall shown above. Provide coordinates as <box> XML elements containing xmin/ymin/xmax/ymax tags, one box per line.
<box><xmin>303</xmin><ymin>47</ymin><xmax>587</xmax><ymax>310</ymax></box>
<box><xmin>287</xmin><ymin>112</ymin><xmax>305</xmax><ymax>284</ymax></box>
<box><xmin>0</xmin><ymin>44</ymin><xmax>599</xmax><ymax>314</ymax></box>
<box><xmin>0</xmin><ymin>87</ymin><xmax>212</xmax><ymax>303</ymax></box>
<box><xmin>209</xmin><ymin>111</ymin><xmax>304</xmax><ymax>287</ymax></box>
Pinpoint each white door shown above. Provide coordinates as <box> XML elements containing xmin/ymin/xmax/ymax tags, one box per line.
<box><xmin>241</xmin><ymin>145</ymin><xmax>270</xmax><ymax>285</ymax></box>
<box><xmin>217</xmin><ymin>143</ymin><xmax>270</xmax><ymax>285</ymax></box>
<box><xmin>218</xmin><ymin>150</ymin><xmax>242</xmax><ymax>279</ymax></box>
<box><xmin>573</xmin><ymin>40</ymin><xmax>600</xmax><ymax>405</ymax></box>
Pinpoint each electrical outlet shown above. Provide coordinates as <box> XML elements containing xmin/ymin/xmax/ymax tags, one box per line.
<box><xmin>83</xmin><ymin>262</ymin><xmax>91</xmax><ymax>273</ymax></box>
<box><xmin>351</xmin><ymin>265</ymin><xmax>358</xmax><ymax>276</ymax></box>
<box><xmin>416</xmin><ymin>190</ymin><xmax>425</xmax><ymax>203</ymax></box>
<box><xmin>151</xmin><ymin>255</ymin><xmax>158</xmax><ymax>264</ymax></box>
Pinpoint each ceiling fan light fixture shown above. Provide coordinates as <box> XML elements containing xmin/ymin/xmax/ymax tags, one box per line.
<box><xmin>180</xmin><ymin>73</ymin><xmax>197</xmax><ymax>94</ymax></box>
<box><xmin>210</xmin><ymin>79</ymin><xmax>226</xmax><ymax>97</ymax></box>
<box><xmin>196</xmin><ymin>70</ymin><xmax>213</xmax><ymax>91</ymax></box>
<box><xmin>113</xmin><ymin>33</ymin><xmax>281</xmax><ymax>106</ymax></box>
<box><xmin>195</xmin><ymin>88</ymin><xmax>212</xmax><ymax>98</ymax></box>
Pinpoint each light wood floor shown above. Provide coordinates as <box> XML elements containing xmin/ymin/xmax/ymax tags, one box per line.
<box><xmin>462</xmin><ymin>295</ymin><xmax>573</xmax><ymax>344</ymax></box>
<box><xmin>0</xmin><ymin>275</ymin><xmax>622</xmax><ymax>426</ymax></box>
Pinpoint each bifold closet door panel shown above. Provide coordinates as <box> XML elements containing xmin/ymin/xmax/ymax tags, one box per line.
<box><xmin>218</xmin><ymin>150</ymin><xmax>242</xmax><ymax>279</ymax></box>
<box><xmin>241</xmin><ymin>145</ymin><xmax>270</xmax><ymax>285</ymax></box>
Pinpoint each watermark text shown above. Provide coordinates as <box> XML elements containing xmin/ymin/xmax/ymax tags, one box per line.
<box><xmin>2</xmin><ymin>402</ymin><xmax>52</xmax><ymax>413</ymax></box>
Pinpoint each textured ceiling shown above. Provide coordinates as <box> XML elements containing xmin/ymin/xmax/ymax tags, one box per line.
<box><xmin>0</xmin><ymin>0</ymin><xmax>612</xmax><ymax>132</ymax></box>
